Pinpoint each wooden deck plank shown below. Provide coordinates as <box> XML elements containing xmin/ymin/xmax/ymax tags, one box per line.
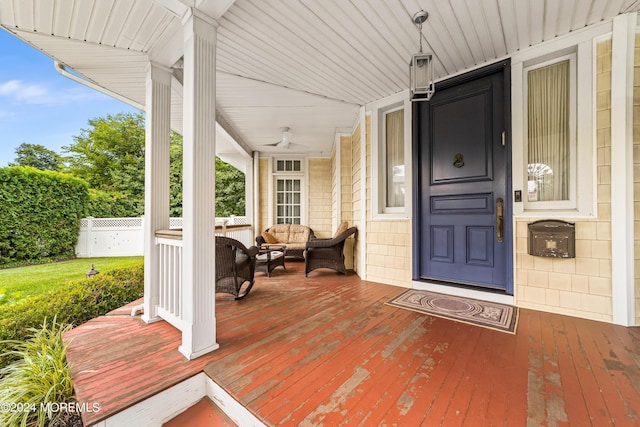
<box><xmin>278</xmin><ymin>311</ymin><xmax>426</xmax><ymax>426</ymax></box>
<box><xmin>163</xmin><ymin>398</ymin><xmax>236</xmax><ymax>427</ymax></box>
<box><xmin>457</xmin><ymin>329</ymin><xmax>510</xmax><ymax>426</ymax></box>
<box><xmin>588</xmin><ymin>324</ymin><xmax>640</xmax><ymax>425</ymax></box>
<box><xmin>541</xmin><ymin>311</ymin><xmax>570</xmax><ymax>425</ymax></box>
<box><xmin>503</xmin><ymin>309</ymin><xmax>531</xmax><ymax>426</ymax></box>
<box><xmin>479</xmin><ymin>324</ymin><xmax>525</xmax><ymax>427</ymax></box>
<box><xmin>65</xmin><ymin>260</ymin><xmax>640</xmax><ymax>426</ymax></box>
<box><xmin>209</xmin><ymin>276</ymin><xmax>396</xmax><ymax>400</ymax></box>
<box><xmin>562</xmin><ymin>315</ymin><xmax>618</xmax><ymax>426</ymax></box>
<box><xmin>548</xmin><ymin>316</ymin><xmax>593</xmax><ymax>427</ymax></box>
<box><xmin>334</xmin><ymin>315</ymin><xmax>445</xmax><ymax>426</ymax></box>
<box><xmin>376</xmin><ymin>316</ymin><xmax>465</xmax><ymax>426</ymax></box>
<box><xmin>418</xmin><ymin>322</ymin><xmax>483</xmax><ymax>426</ymax></box>
<box><xmin>247</xmin><ymin>287</ymin><xmax>408</xmax><ymax>423</ymax></box>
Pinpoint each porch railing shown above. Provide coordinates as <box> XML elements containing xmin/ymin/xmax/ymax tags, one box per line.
<box><xmin>155</xmin><ymin>230</ymin><xmax>184</xmax><ymax>330</ymax></box>
<box><xmin>154</xmin><ymin>223</ymin><xmax>254</xmax><ymax>331</ymax></box>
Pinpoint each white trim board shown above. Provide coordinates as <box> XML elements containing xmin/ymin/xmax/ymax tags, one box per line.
<box><xmin>412</xmin><ymin>281</ymin><xmax>515</xmax><ymax>306</ymax></box>
<box><xmin>91</xmin><ymin>373</ymin><xmax>265</xmax><ymax>427</ymax></box>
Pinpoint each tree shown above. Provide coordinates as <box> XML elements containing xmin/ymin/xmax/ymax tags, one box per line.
<box><xmin>168</xmin><ymin>133</ymin><xmax>245</xmax><ymax>217</ymax></box>
<box><xmin>169</xmin><ymin>133</ymin><xmax>184</xmax><ymax>217</ymax></box>
<box><xmin>65</xmin><ymin>112</ymin><xmax>245</xmax><ymax>218</ymax></box>
<box><xmin>215</xmin><ymin>157</ymin><xmax>245</xmax><ymax>217</ymax></box>
<box><xmin>10</xmin><ymin>143</ymin><xmax>62</xmax><ymax>171</ymax></box>
<box><xmin>63</xmin><ymin>112</ymin><xmax>146</xmax><ymax>215</ymax></box>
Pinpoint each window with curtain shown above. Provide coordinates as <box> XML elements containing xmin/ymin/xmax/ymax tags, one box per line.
<box><xmin>527</xmin><ymin>60</ymin><xmax>570</xmax><ymax>203</ymax></box>
<box><xmin>384</xmin><ymin>108</ymin><xmax>404</xmax><ymax>209</ymax></box>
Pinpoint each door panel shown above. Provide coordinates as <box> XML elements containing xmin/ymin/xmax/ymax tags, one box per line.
<box><xmin>431</xmin><ymin>90</ymin><xmax>492</xmax><ymax>184</ymax></box>
<box><xmin>430</xmin><ymin>226</ymin><xmax>454</xmax><ymax>263</ymax></box>
<box><xmin>466</xmin><ymin>226</ymin><xmax>493</xmax><ymax>266</ymax></box>
<box><xmin>413</xmin><ymin>61</ymin><xmax>512</xmax><ymax>293</ymax></box>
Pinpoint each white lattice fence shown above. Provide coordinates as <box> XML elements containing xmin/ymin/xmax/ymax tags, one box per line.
<box><xmin>76</xmin><ymin>218</ymin><xmax>144</xmax><ymax>257</ymax></box>
<box><xmin>76</xmin><ymin>216</ymin><xmax>249</xmax><ymax>257</ymax></box>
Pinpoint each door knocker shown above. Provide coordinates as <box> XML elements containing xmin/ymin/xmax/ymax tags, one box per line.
<box><xmin>453</xmin><ymin>153</ymin><xmax>464</xmax><ymax>168</ymax></box>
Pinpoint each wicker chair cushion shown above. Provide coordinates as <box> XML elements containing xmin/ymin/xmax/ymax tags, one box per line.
<box><xmin>334</xmin><ymin>221</ymin><xmax>349</xmax><ymax>238</ymax></box>
<box><xmin>285</xmin><ymin>242</ymin><xmax>307</xmax><ymax>251</ymax></box>
<box><xmin>289</xmin><ymin>224</ymin><xmax>311</xmax><ymax>243</ymax></box>
<box><xmin>261</xmin><ymin>231</ymin><xmax>278</xmax><ymax>244</ymax></box>
<box><xmin>257</xmin><ymin>224</ymin><xmax>313</xmax><ymax>258</ymax></box>
<box><xmin>269</xmin><ymin>224</ymin><xmax>291</xmax><ymax>243</ymax></box>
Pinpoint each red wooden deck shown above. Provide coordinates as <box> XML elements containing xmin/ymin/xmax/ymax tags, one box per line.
<box><xmin>65</xmin><ymin>259</ymin><xmax>640</xmax><ymax>426</ymax></box>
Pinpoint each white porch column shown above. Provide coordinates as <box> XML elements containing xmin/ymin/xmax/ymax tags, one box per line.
<box><xmin>253</xmin><ymin>151</ymin><xmax>260</xmax><ymax>234</ymax></box>
<box><xmin>610</xmin><ymin>13</ymin><xmax>637</xmax><ymax>326</ymax></box>
<box><xmin>180</xmin><ymin>9</ymin><xmax>219</xmax><ymax>359</ymax></box>
<box><xmin>143</xmin><ymin>62</ymin><xmax>172</xmax><ymax>324</ymax></box>
<box><xmin>244</xmin><ymin>157</ymin><xmax>254</xmax><ymax>228</ymax></box>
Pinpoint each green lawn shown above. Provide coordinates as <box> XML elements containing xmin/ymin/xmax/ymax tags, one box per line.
<box><xmin>0</xmin><ymin>257</ymin><xmax>143</xmax><ymax>304</ymax></box>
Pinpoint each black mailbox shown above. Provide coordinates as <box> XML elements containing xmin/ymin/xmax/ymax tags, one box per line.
<box><xmin>527</xmin><ymin>220</ymin><xmax>575</xmax><ymax>258</ymax></box>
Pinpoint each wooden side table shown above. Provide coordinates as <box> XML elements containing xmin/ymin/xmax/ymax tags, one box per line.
<box><xmin>256</xmin><ymin>244</ymin><xmax>286</xmax><ymax>277</ymax></box>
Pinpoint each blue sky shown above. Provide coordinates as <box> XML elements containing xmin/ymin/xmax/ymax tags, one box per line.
<box><xmin>0</xmin><ymin>29</ymin><xmax>139</xmax><ymax>167</ymax></box>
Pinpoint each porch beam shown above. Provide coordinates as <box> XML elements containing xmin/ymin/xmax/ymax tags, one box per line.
<box><xmin>142</xmin><ymin>62</ymin><xmax>172</xmax><ymax>324</ymax></box>
<box><xmin>610</xmin><ymin>12</ymin><xmax>637</xmax><ymax>326</ymax></box>
<box><xmin>180</xmin><ymin>8</ymin><xmax>219</xmax><ymax>358</ymax></box>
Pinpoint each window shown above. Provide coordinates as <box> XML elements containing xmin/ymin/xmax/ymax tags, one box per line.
<box><xmin>275</xmin><ymin>159</ymin><xmax>301</xmax><ymax>172</ymax></box>
<box><xmin>272</xmin><ymin>157</ymin><xmax>305</xmax><ymax>225</ymax></box>
<box><xmin>384</xmin><ymin>108</ymin><xmax>405</xmax><ymax>209</ymax></box>
<box><xmin>368</xmin><ymin>92</ymin><xmax>411</xmax><ymax>218</ymax></box>
<box><xmin>275</xmin><ymin>178</ymin><xmax>301</xmax><ymax>224</ymax></box>
<box><xmin>524</xmin><ymin>54</ymin><xmax>576</xmax><ymax>210</ymax></box>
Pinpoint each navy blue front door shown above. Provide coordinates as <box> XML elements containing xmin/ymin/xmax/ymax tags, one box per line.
<box><xmin>413</xmin><ymin>61</ymin><xmax>512</xmax><ymax>293</ymax></box>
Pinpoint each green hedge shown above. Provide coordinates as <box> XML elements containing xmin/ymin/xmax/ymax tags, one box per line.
<box><xmin>88</xmin><ymin>188</ymin><xmax>143</xmax><ymax>218</ymax></box>
<box><xmin>0</xmin><ymin>167</ymin><xmax>89</xmax><ymax>266</ymax></box>
<box><xmin>0</xmin><ymin>265</ymin><xmax>143</xmax><ymax>368</ymax></box>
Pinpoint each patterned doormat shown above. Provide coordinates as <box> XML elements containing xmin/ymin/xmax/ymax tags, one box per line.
<box><xmin>386</xmin><ymin>289</ymin><xmax>518</xmax><ymax>334</ymax></box>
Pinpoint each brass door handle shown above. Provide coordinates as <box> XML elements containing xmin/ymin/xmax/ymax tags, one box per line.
<box><xmin>496</xmin><ymin>197</ymin><xmax>504</xmax><ymax>242</ymax></box>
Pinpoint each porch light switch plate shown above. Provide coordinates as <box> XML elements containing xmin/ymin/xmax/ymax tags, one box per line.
<box><xmin>514</xmin><ymin>190</ymin><xmax>522</xmax><ymax>202</ymax></box>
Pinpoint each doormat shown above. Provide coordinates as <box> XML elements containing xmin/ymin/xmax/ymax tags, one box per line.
<box><xmin>386</xmin><ymin>289</ymin><xmax>518</xmax><ymax>334</ymax></box>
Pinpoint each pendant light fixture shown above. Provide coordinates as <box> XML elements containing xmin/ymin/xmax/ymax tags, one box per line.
<box><xmin>409</xmin><ymin>10</ymin><xmax>434</xmax><ymax>102</ymax></box>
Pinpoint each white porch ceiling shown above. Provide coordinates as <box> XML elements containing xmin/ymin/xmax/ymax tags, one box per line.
<box><xmin>1</xmin><ymin>0</ymin><xmax>639</xmax><ymax>159</ymax></box>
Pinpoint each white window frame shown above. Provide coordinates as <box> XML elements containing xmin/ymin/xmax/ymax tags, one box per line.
<box><xmin>268</xmin><ymin>156</ymin><xmax>307</xmax><ymax>226</ymax></box>
<box><xmin>523</xmin><ymin>53</ymin><xmax>577</xmax><ymax>211</ymax></box>
<box><xmin>512</xmin><ymin>32</ymin><xmax>598</xmax><ymax>218</ymax></box>
<box><xmin>368</xmin><ymin>91</ymin><xmax>412</xmax><ymax>219</ymax></box>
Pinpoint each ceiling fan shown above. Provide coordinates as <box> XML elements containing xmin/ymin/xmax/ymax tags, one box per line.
<box><xmin>262</xmin><ymin>127</ymin><xmax>307</xmax><ymax>150</ymax></box>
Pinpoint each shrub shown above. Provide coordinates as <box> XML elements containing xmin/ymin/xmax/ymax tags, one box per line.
<box><xmin>87</xmin><ymin>188</ymin><xmax>143</xmax><ymax>218</ymax></box>
<box><xmin>0</xmin><ymin>167</ymin><xmax>89</xmax><ymax>266</ymax></box>
<box><xmin>0</xmin><ymin>265</ymin><xmax>143</xmax><ymax>368</ymax></box>
<box><xmin>0</xmin><ymin>318</ymin><xmax>75</xmax><ymax>427</ymax></box>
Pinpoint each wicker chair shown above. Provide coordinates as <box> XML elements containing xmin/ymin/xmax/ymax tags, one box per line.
<box><xmin>304</xmin><ymin>227</ymin><xmax>357</xmax><ymax>276</ymax></box>
<box><xmin>215</xmin><ymin>236</ymin><xmax>259</xmax><ymax>300</ymax></box>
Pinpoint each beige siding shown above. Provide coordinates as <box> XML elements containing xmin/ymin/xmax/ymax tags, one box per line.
<box><xmin>258</xmin><ymin>157</ymin><xmax>331</xmax><ymax>238</ymax></box>
<box><xmin>352</xmin><ymin>123</ymin><xmax>362</xmax><ymax>274</ymax></box>
<box><xmin>331</xmin><ymin>145</ymin><xmax>338</xmax><ymax>235</ymax></box>
<box><xmin>635</xmin><ymin>34</ymin><xmax>640</xmax><ymax>326</ymax></box>
<box><xmin>308</xmin><ymin>158</ymin><xmax>332</xmax><ymax>238</ymax></box>
<box><xmin>514</xmin><ymin>40</ymin><xmax>614</xmax><ymax>322</ymax></box>
<box><xmin>364</xmin><ymin>114</ymin><xmax>413</xmax><ymax>288</ymax></box>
